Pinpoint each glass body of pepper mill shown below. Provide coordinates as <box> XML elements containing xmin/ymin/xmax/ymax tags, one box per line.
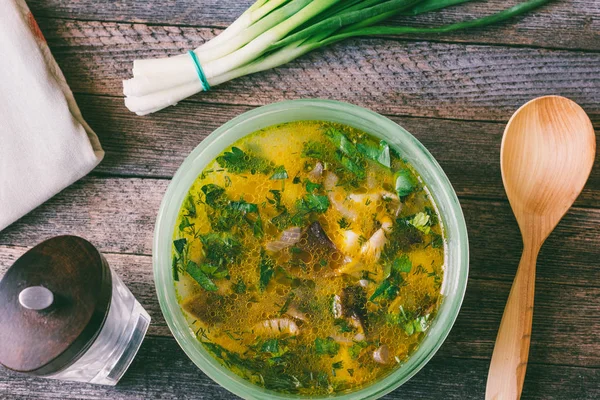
<box><xmin>0</xmin><ymin>236</ymin><xmax>150</xmax><ymax>385</ymax></box>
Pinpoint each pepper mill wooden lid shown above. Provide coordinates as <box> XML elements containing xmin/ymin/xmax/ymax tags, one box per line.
<box><xmin>0</xmin><ymin>236</ymin><xmax>112</xmax><ymax>375</ymax></box>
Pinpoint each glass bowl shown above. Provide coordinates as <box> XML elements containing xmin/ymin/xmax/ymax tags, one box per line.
<box><xmin>153</xmin><ymin>99</ymin><xmax>469</xmax><ymax>400</ymax></box>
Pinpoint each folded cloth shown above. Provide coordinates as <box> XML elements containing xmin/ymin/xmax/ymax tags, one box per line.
<box><xmin>0</xmin><ymin>0</ymin><xmax>104</xmax><ymax>231</ymax></box>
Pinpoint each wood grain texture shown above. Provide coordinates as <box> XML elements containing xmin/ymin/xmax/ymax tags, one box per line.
<box><xmin>27</xmin><ymin>0</ymin><xmax>600</xmax><ymax>51</ymax></box>
<box><xmin>35</xmin><ymin>18</ymin><xmax>600</xmax><ymax>122</ymax></box>
<box><xmin>0</xmin><ymin>177</ymin><xmax>598</xmax><ymax>287</ymax></box>
<box><xmin>76</xmin><ymin>95</ymin><xmax>600</xmax><ymax>207</ymax></box>
<box><xmin>0</xmin><ymin>336</ymin><xmax>598</xmax><ymax>400</ymax></box>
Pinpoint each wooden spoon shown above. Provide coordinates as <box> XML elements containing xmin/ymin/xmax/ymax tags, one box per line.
<box><xmin>485</xmin><ymin>96</ymin><xmax>596</xmax><ymax>400</ymax></box>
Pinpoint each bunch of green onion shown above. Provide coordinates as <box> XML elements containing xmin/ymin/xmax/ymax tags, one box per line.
<box><xmin>123</xmin><ymin>0</ymin><xmax>551</xmax><ymax>115</ymax></box>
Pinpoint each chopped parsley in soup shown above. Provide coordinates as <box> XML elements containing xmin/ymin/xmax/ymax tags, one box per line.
<box><xmin>172</xmin><ymin>121</ymin><xmax>445</xmax><ymax>395</ymax></box>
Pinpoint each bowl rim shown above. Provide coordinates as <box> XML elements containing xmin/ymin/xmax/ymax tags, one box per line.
<box><xmin>153</xmin><ymin>99</ymin><xmax>469</xmax><ymax>400</ymax></box>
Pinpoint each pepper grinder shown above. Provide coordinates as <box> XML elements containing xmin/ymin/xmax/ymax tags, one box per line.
<box><xmin>0</xmin><ymin>236</ymin><xmax>150</xmax><ymax>385</ymax></box>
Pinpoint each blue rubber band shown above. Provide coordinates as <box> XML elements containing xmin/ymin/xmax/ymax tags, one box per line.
<box><xmin>188</xmin><ymin>50</ymin><xmax>210</xmax><ymax>91</ymax></box>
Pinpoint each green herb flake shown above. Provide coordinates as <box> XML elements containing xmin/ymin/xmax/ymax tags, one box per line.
<box><xmin>392</xmin><ymin>255</ymin><xmax>413</xmax><ymax>275</ymax></box>
<box><xmin>173</xmin><ymin>238</ymin><xmax>187</xmax><ymax>254</ymax></box>
<box><xmin>186</xmin><ymin>261</ymin><xmax>218</xmax><ymax>292</ymax></box>
<box><xmin>302</xmin><ymin>140</ymin><xmax>328</xmax><ymax>160</ymax></box>
<box><xmin>347</xmin><ymin>368</ymin><xmax>354</xmax><ymax>377</ymax></box>
<box><xmin>270</xmin><ymin>165</ymin><xmax>289</xmax><ymax>180</ymax></box>
<box><xmin>201</xmin><ymin>184</ymin><xmax>227</xmax><ymax>207</ymax></box>
<box><xmin>305</xmin><ymin>179</ymin><xmax>322</xmax><ymax>193</ymax></box>
<box><xmin>315</xmin><ymin>337</ymin><xmax>340</xmax><ymax>357</ymax></box>
<box><xmin>357</xmin><ymin>140</ymin><xmax>391</xmax><ymax>168</ymax></box>
<box><xmin>337</xmin><ymin>217</ymin><xmax>352</xmax><ymax>230</ymax></box>
<box><xmin>336</xmin><ymin>151</ymin><xmax>365</xmax><ymax>179</ymax></box>
<box><xmin>179</xmin><ymin>217</ymin><xmax>193</xmax><ymax>232</ymax></box>
<box><xmin>229</xmin><ymin>200</ymin><xmax>259</xmax><ymax>214</ymax></box>
<box><xmin>370</xmin><ymin>279</ymin><xmax>392</xmax><ymax>302</ymax></box>
<box><xmin>232</xmin><ymin>278</ymin><xmax>247</xmax><ymax>294</ymax></box>
<box><xmin>410</xmin><ymin>212</ymin><xmax>431</xmax><ymax>234</ymax></box>
<box><xmin>302</xmin><ymin>194</ymin><xmax>330</xmax><ymax>213</ymax></box>
<box><xmin>289</xmin><ymin>246</ymin><xmax>302</xmax><ymax>254</ymax></box>
<box><xmin>278</xmin><ymin>292</ymin><xmax>295</xmax><ymax>316</ymax></box>
<box><xmin>395</xmin><ymin>169</ymin><xmax>415</xmax><ymax>197</ymax></box>
<box><xmin>430</xmin><ymin>232</ymin><xmax>444</xmax><ymax>248</ymax></box>
<box><xmin>332</xmin><ymin>361</ymin><xmax>343</xmax><ymax>370</ymax></box>
<box><xmin>358</xmin><ymin>235</ymin><xmax>367</xmax><ymax>246</ymax></box>
<box><xmin>324</xmin><ymin>128</ymin><xmax>361</xmax><ymax>160</ymax></box>
<box><xmin>348</xmin><ymin>341</ymin><xmax>368</xmax><ymax>359</ymax></box>
<box><xmin>261</xmin><ymin>339</ymin><xmax>280</xmax><ymax>354</ymax></box>
<box><xmin>199</xmin><ymin>232</ymin><xmax>242</xmax><ymax>268</ymax></box>
<box><xmin>217</xmin><ymin>146</ymin><xmax>274</xmax><ymax>175</ymax></box>
<box><xmin>413</xmin><ymin>264</ymin><xmax>428</xmax><ymax>275</ymax></box>
<box><xmin>172</xmin><ymin>257</ymin><xmax>180</xmax><ymax>281</ymax></box>
<box><xmin>259</xmin><ymin>251</ymin><xmax>276</xmax><ymax>291</ymax></box>
<box><xmin>184</xmin><ymin>195</ymin><xmax>197</xmax><ymax>217</ymax></box>
<box><xmin>334</xmin><ymin>319</ymin><xmax>354</xmax><ymax>333</ymax></box>
<box><xmin>200</xmin><ymin>169</ymin><xmax>213</xmax><ymax>180</ymax></box>
<box><xmin>271</xmin><ymin>210</ymin><xmax>292</xmax><ymax>230</ymax></box>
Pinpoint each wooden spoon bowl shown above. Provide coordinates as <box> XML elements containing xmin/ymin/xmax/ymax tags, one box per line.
<box><xmin>486</xmin><ymin>96</ymin><xmax>595</xmax><ymax>400</ymax></box>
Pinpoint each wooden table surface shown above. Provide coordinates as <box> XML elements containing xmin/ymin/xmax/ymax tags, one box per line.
<box><xmin>1</xmin><ymin>0</ymin><xmax>599</xmax><ymax>399</ymax></box>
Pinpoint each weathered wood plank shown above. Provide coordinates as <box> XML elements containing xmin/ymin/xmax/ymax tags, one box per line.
<box><xmin>28</xmin><ymin>0</ymin><xmax>600</xmax><ymax>51</ymax></box>
<box><xmin>2</xmin><ymin>244</ymin><xmax>598</xmax><ymax>367</ymax></box>
<box><xmin>0</xmin><ymin>335</ymin><xmax>597</xmax><ymax>399</ymax></box>
<box><xmin>445</xmin><ymin>278</ymin><xmax>600</xmax><ymax>367</ymax></box>
<box><xmin>0</xmin><ymin>177</ymin><xmax>598</xmax><ymax>287</ymax></box>
<box><xmin>37</xmin><ymin>18</ymin><xmax>600</xmax><ymax>122</ymax></box>
<box><xmin>76</xmin><ymin>95</ymin><xmax>600</xmax><ymax>207</ymax></box>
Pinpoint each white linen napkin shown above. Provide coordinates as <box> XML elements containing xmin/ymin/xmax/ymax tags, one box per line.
<box><xmin>0</xmin><ymin>0</ymin><xmax>104</xmax><ymax>231</ymax></box>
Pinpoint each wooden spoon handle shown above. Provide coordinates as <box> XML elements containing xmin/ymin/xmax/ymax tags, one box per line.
<box><xmin>486</xmin><ymin>245</ymin><xmax>539</xmax><ymax>400</ymax></box>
